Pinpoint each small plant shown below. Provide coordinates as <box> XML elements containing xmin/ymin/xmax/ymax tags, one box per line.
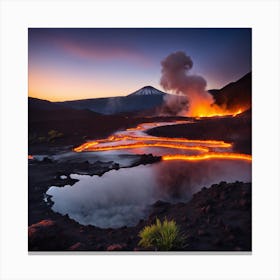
<box><xmin>138</xmin><ymin>218</ymin><xmax>185</xmax><ymax>251</ymax></box>
<box><xmin>47</xmin><ymin>129</ymin><xmax>64</xmax><ymax>142</ymax></box>
<box><xmin>38</xmin><ymin>136</ymin><xmax>46</xmax><ymax>143</ymax></box>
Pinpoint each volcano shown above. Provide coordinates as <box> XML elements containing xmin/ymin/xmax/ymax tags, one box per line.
<box><xmin>129</xmin><ymin>86</ymin><xmax>167</xmax><ymax>96</ymax></box>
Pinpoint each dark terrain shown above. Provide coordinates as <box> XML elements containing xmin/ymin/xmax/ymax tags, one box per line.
<box><xmin>28</xmin><ymin>108</ymin><xmax>252</xmax><ymax>251</ymax></box>
<box><xmin>28</xmin><ymin>73</ymin><xmax>252</xmax><ymax>251</ymax></box>
<box><xmin>29</xmin><ymin>156</ymin><xmax>251</xmax><ymax>251</ymax></box>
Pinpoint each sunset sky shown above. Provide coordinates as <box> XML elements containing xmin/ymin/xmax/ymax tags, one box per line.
<box><xmin>28</xmin><ymin>28</ymin><xmax>251</xmax><ymax>101</ymax></box>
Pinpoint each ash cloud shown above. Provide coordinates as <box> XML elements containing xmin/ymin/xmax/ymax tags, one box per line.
<box><xmin>159</xmin><ymin>51</ymin><xmax>215</xmax><ymax>116</ymax></box>
<box><xmin>160</xmin><ymin>51</ymin><xmax>206</xmax><ymax>93</ymax></box>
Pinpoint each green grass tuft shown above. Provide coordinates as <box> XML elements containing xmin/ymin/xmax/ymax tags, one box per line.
<box><xmin>138</xmin><ymin>218</ymin><xmax>185</xmax><ymax>251</ymax></box>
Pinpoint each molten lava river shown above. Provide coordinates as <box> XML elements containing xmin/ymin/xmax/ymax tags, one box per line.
<box><xmin>46</xmin><ymin>121</ymin><xmax>252</xmax><ymax>228</ymax></box>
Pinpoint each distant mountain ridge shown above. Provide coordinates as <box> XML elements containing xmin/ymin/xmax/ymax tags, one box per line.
<box><xmin>29</xmin><ymin>97</ymin><xmax>101</xmax><ymax>122</ymax></box>
<box><xmin>28</xmin><ymin>97</ymin><xmax>64</xmax><ymax>111</ymax></box>
<box><xmin>29</xmin><ymin>72</ymin><xmax>251</xmax><ymax>116</ymax></box>
<box><xmin>55</xmin><ymin>86</ymin><xmax>168</xmax><ymax>115</ymax></box>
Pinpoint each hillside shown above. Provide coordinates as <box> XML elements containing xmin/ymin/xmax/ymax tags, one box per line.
<box><xmin>209</xmin><ymin>72</ymin><xmax>251</xmax><ymax>111</ymax></box>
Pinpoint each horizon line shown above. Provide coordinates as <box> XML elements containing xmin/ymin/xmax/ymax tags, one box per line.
<box><xmin>28</xmin><ymin>71</ymin><xmax>251</xmax><ymax>102</ymax></box>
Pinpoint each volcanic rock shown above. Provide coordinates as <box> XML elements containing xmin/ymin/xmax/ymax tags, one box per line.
<box><xmin>68</xmin><ymin>242</ymin><xmax>85</xmax><ymax>250</ymax></box>
<box><xmin>42</xmin><ymin>157</ymin><xmax>53</xmax><ymax>163</ymax></box>
<box><xmin>107</xmin><ymin>243</ymin><xmax>127</xmax><ymax>251</ymax></box>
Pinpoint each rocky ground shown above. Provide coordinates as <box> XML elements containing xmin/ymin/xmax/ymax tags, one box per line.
<box><xmin>28</xmin><ymin>113</ymin><xmax>251</xmax><ymax>252</ymax></box>
<box><xmin>29</xmin><ymin>156</ymin><xmax>251</xmax><ymax>252</ymax></box>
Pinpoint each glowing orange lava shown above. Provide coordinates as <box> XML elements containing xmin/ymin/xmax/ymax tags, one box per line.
<box><xmin>73</xmin><ymin>121</ymin><xmax>251</xmax><ymax>164</ymax></box>
<box><xmin>74</xmin><ymin>141</ymin><xmax>98</xmax><ymax>152</ymax></box>
<box><xmin>186</xmin><ymin>96</ymin><xmax>247</xmax><ymax>117</ymax></box>
<box><xmin>126</xmin><ymin>125</ymin><xmax>143</xmax><ymax>131</ymax></box>
<box><xmin>162</xmin><ymin>153</ymin><xmax>252</xmax><ymax>162</ymax></box>
<box><xmin>188</xmin><ymin>106</ymin><xmax>246</xmax><ymax>118</ymax></box>
<box><xmin>130</xmin><ymin>136</ymin><xmax>232</xmax><ymax>148</ymax></box>
<box><xmin>73</xmin><ymin>134</ymin><xmax>232</xmax><ymax>153</ymax></box>
<box><xmin>75</xmin><ymin>142</ymin><xmax>209</xmax><ymax>153</ymax></box>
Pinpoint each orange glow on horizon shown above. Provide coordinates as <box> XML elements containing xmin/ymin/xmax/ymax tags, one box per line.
<box><xmin>28</xmin><ymin>70</ymin><xmax>124</xmax><ymax>101</ymax></box>
<box><xmin>28</xmin><ymin>66</ymin><xmax>156</xmax><ymax>101</ymax></box>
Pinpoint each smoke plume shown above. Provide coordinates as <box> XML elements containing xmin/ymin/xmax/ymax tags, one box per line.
<box><xmin>160</xmin><ymin>51</ymin><xmax>216</xmax><ymax>116</ymax></box>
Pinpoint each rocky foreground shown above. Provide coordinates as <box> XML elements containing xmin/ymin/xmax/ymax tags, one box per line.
<box><xmin>29</xmin><ymin>157</ymin><xmax>251</xmax><ymax>251</ymax></box>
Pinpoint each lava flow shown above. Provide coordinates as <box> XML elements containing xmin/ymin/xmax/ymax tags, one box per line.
<box><xmin>73</xmin><ymin>121</ymin><xmax>251</xmax><ymax>163</ymax></box>
<box><xmin>129</xmin><ymin>136</ymin><xmax>232</xmax><ymax>148</ymax></box>
<box><xmin>162</xmin><ymin>153</ymin><xmax>252</xmax><ymax>162</ymax></box>
<box><xmin>76</xmin><ymin>142</ymin><xmax>209</xmax><ymax>153</ymax></box>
